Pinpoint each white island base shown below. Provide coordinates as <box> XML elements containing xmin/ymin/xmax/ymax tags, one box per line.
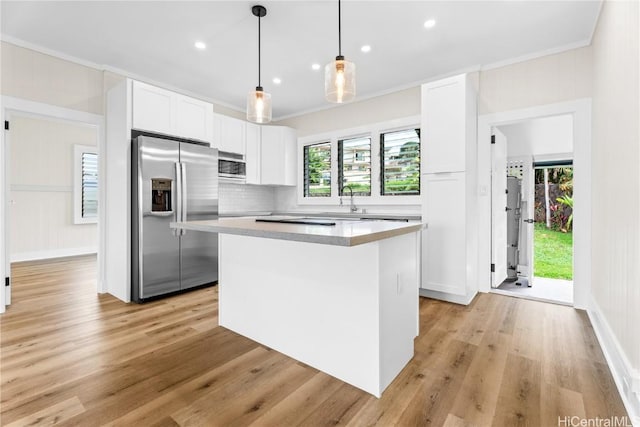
<box><xmin>218</xmin><ymin>232</ymin><xmax>419</xmax><ymax>397</ymax></box>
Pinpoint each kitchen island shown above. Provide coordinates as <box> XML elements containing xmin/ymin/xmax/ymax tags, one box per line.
<box><xmin>171</xmin><ymin>216</ymin><xmax>424</xmax><ymax>397</ymax></box>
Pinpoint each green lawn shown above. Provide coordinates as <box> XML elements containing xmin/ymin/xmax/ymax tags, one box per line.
<box><xmin>534</xmin><ymin>223</ymin><xmax>573</xmax><ymax>280</ymax></box>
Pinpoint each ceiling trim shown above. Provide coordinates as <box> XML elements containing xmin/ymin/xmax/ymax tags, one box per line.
<box><xmin>2</xmin><ymin>32</ymin><xmax>596</xmax><ymax>124</ymax></box>
<box><xmin>274</xmin><ymin>38</ymin><xmax>592</xmax><ymax>122</ymax></box>
<box><xmin>1</xmin><ymin>34</ymin><xmax>104</xmax><ymax>71</ymax></box>
<box><xmin>99</xmin><ymin>64</ymin><xmax>245</xmax><ymax>115</ymax></box>
<box><xmin>273</xmin><ymin>63</ymin><xmax>482</xmax><ymax>122</ymax></box>
<box><xmin>479</xmin><ymin>39</ymin><xmax>592</xmax><ymax>72</ymax></box>
<box><xmin>0</xmin><ymin>35</ymin><xmax>245</xmax><ymax>116</ymax></box>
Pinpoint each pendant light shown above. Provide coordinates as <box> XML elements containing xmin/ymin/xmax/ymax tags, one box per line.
<box><xmin>247</xmin><ymin>5</ymin><xmax>272</xmax><ymax>124</ymax></box>
<box><xmin>325</xmin><ymin>0</ymin><xmax>355</xmax><ymax>103</ymax></box>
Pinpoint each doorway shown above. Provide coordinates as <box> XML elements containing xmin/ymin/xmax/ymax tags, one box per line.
<box><xmin>1</xmin><ymin>98</ymin><xmax>105</xmax><ymax>313</ymax></box>
<box><xmin>489</xmin><ymin>114</ymin><xmax>576</xmax><ymax>305</ymax></box>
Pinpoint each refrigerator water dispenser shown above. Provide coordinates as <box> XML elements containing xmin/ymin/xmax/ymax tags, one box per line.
<box><xmin>151</xmin><ymin>178</ymin><xmax>172</xmax><ymax>212</ymax></box>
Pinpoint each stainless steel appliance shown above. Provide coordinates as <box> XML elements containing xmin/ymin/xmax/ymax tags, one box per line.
<box><xmin>218</xmin><ymin>151</ymin><xmax>246</xmax><ymax>182</ymax></box>
<box><xmin>132</xmin><ymin>135</ymin><xmax>219</xmax><ymax>302</ymax></box>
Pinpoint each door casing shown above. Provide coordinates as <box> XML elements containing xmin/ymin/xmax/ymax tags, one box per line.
<box><xmin>0</xmin><ymin>96</ymin><xmax>106</xmax><ymax>314</ymax></box>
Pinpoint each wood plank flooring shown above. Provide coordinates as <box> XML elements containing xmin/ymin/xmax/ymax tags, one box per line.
<box><xmin>1</xmin><ymin>255</ymin><xmax>629</xmax><ymax>426</ymax></box>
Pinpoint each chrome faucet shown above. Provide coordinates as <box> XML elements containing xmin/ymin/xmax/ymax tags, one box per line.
<box><xmin>340</xmin><ymin>185</ymin><xmax>358</xmax><ymax>213</ymax></box>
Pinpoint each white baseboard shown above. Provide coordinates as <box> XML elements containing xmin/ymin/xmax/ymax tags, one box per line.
<box><xmin>11</xmin><ymin>247</ymin><xmax>97</xmax><ymax>263</ymax></box>
<box><xmin>588</xmin><ymin>296</ymin><xmax>640</xmax><ymax>426</ymax></box>
<box><xmin>419</xmin><ymin>288</ymin><xmax>477</xmax><ymax>305</ymax></box>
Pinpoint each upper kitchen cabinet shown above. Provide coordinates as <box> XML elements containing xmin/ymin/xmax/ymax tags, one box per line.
<box><xmin>421</xmin><ymin>74</ymin><xmax>477</xmax><ymax>173</ymax></box>
<box><xmin>245</xmin><ymin>124</ymin><xmax>297</xmax><ymax>186</ymax></box>
<box><xmin>213</xmin><ymin>114</ymin><xmax>246</xmax><ymax>155</ymax></box>
<box><xmin>261</xmin><ymin>126</ymin><xmax>296</xmax><ymax>186</ymax></box>
<box><xmin>132</xmin><ymin>81</ymin><xmax>174</xmax><ymax>135</ymax></box>
<box><xmin>175</xmin><ymin>96</ymin><xmax>214</xmax><ymax>143</ymax></box>
<box><xmin>132</xmin><ymin>80</ymin><xmax>214</xmax><ymax>144</ymax></box>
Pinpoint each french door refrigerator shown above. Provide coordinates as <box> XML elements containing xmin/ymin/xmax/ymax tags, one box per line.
<box><xmin>132</xmin><ymin>135</ymin><xmax>219</xmax><ymax>302</ymax></box>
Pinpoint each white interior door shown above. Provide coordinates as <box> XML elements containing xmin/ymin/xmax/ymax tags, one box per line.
<box><xmin>491</xmin><ymin>129</ymin><xmax>508</xmax><ymax>287</ymax></box>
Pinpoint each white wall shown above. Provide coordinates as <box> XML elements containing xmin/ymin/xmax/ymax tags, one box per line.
<box><xmin>590</xmin><ymin>0</ymin><xmax>640</xmax><ymax>420</ymax></box>
<box><xmin>478</xmin><ymin>46</ymin><xmax>593</xmax><ymax>115</ymax></box>
<box><xmin>8</xmin><ymin>115</ymin><xmax>98</xmax><ymax>261</ymax></box>
<box><xmin>470</xmin><ymin>45</ymin><xmax>595</xmax><ymax>313</ymax></box>
<box><xmin>499</xmin><ymin>114</ymin><xmax>573</xmax><ymax>159</ymax></box>
<box><xmin>276</xmin><ymin>46</ymin><xmax>593</xmax><ymax>135</ymax></box>
<box><xmin>276</xmin><ymin>87</ymin><xmax>421</xmax><ymax>137</ymax></box>
<box><xmin>1</xmin><ymin>41</ymin><xmax>104</xmax><ymax>115</ymax></box>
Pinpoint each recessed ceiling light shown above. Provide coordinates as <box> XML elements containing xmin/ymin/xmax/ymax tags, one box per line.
<box><xmin>360</xmin><ymin>45</ymin><xmax>371</xmax><ymax>53</ymax></box>
<box><xmin>194</xmin><ymin>41</ymin><xmax>207</xmax><ymax>50</ymax></box>
<box><xmin>311</xmin><ymin>63</ymin><xmax>321</xmax><ymax>71</ymax></box>
<box><xmin>273</xmin><ymin>77</ymin><xmax>282</xmax><ymax>85</ymax></box>
<box><xmin>423</xmin><ymin>19</ymin><xmax>436</xmax><ymax>29</ymax></box>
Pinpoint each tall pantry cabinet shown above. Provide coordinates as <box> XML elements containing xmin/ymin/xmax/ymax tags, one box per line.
<box><xmin>420</xmin><ymin>73</ymin><xmax>479</xmax><ymax>305</ymax></box>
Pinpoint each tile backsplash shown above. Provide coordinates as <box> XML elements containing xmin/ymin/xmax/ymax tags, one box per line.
<box><xmin>219</xmin><ymin>182</ymin><xmax>276</xmax><ymax>214</ymax></box>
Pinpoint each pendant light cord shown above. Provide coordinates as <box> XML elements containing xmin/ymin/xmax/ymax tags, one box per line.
<box><xmin>338</xmin><ymin>0</ymin><xmax>342</xmax><ymax>57</ymax></box>
<box><xmin>258</xmin><ymin>14</ymin><xmax>262</xmax><ymax>87</ymax></box>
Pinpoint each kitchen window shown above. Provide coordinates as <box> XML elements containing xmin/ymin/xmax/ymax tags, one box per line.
<box><xmin>297</xmin><ymin>115</ymin><xmax>421</xmax><ymax>205</ymax></box>
<box><xmin>338</xmin><ymin>136</ymin><xmax>371</xmax><ymax>196</ymax></box>
<box><xmin>74</xmin><ymin>145</ymin><xmax>98</xmax><ymax>224</ymax></box>
<box><xmin>303</xmin><ymin>142</ymin><xmax>332</xmax><ymax>197</ymax></box>
<box><xmin>380</xmin><ymin>129</ymin><xmax>420</xmax><ymax>196</ymax></box>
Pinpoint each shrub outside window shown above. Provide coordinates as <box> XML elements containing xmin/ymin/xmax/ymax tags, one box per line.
<box><xmin>303</xmin><ymin>142</ymin><xmax>331</xmax><ymax>197</ymax></box>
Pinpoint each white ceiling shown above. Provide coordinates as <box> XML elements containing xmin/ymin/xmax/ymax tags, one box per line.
<box><xmin>1</xmin><ymin>1</ymin><xmax>602</xmax><ymax>120</ymax></box>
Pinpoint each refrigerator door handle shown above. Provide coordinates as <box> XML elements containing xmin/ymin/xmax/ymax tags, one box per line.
<box><xmin>145</xmin><ymin>211</ymin><xmax>174</xmax><ymax>217</ymax></box>
<box><xmin>175</xmin><ymin>162</ymin><xmax>182</xmax><ymax>237</ymax></box>
<box><xmin>181</xmin><ymin>162</ymin><xmax>188</xmax><ymax>235</ymax></box>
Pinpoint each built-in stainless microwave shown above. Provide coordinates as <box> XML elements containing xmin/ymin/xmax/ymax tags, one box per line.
<box><xmin>218</xmin><ymin>151</ymin><xmax>246</xmax><ymax>182</ymax></box>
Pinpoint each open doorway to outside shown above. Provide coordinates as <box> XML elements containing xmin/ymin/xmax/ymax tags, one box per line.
<box><xmin>531</xmin><ymin>163</ymin><xmax>574</xmax><ymax>296</ymax></box>
<box><xmin>491</xmin><ymin>114</ymin><xmax>574</xmax><ymax>305</ymax></box>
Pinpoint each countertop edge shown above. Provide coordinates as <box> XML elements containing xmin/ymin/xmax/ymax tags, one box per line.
<box><xmin>171</xmin><ymin>221</ymin><xmax>423</xmax><ymax>247</ymax></box>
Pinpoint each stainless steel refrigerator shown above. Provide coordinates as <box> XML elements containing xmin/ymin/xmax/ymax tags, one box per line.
<box><xmin>132</xmin><ymin>135</ymin><xmax>219</xmax><ymax>302</ymax></box>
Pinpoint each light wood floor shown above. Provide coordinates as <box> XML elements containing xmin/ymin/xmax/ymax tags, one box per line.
<box><xmin>1</xmin><ymin>255</ymin><xmax>628</xmax><ymax>426</ymax></box>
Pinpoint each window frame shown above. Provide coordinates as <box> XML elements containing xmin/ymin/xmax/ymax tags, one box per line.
<box><xmin>303</xmin><ymin>141</ymin><xmax>332</xmax><ymax>198</ymax></box>
<box><xmin>380</xmin><ymin>128</ymin><xmax>421</xmax><ymax>196</ymax></box>
<box><xmin>73</xmin><ymin>144</ymin><xmax>98</xmax><ymax>224</ymax></box>
<box><xmin>338</xmin><ymin>134</ymin><xmax>372</xmax><ymax>197</ymax></box>
<box><xmin>297</xmin><ymin>115</ymin><xmax>421</xmax><ymax>206</ymax></box>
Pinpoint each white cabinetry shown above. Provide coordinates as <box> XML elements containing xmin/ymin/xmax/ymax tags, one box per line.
<box><xmin>175</xmin><ymin>96</ymin><xmax>214</xmax><ymax>143</ymax></box>
<box><xmin>105</xmin><ymin>78</ymin><xmax>215</xmax><ymax>303</ymax></box>
<box><xmin>213</xmin><ymin>114</ymin><xmax>246</xmax><ymax>155</ymax></box>
<box><xmin>131</xmin><ymin>80</ymin><xmax>213</xmax><ymax>143</ymax></box>
<box><xmin>420</xmin><ymin>73</ymin><xmax>478</xmax><ymax>305</ymax></box>
<box><xmin>422</xmin><ymin>78</ymin><xmax>467</xmax><ymax>173</ymax></box>
<box><xmin>245</xmin><ymin>124</ymin><xmax>297</xmax><ymax>186</ymax></box>
<box><xmin>261</xmin><ymin>126</ymin><xmax>296</xmax><ymax>186</ymax></box>
<box><xmin>245</xmin><ymin>123</ymin><xmax>261</xmax><ymax>184</ymax></box>
<box><xmin>132</xmin><ymin>81</ymin><xmax>174</xmax><ymax>135</ymax></box>
<box><xmin>422</xmin><ymin>173</ymin><xmax>466</xmax><ymax>295</ymax></box>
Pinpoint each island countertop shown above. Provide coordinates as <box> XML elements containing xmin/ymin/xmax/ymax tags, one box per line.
<box><xmin>171</xmin><ymin>216</ymin><xmax>425</xmax><ymax>247</ymax></box>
